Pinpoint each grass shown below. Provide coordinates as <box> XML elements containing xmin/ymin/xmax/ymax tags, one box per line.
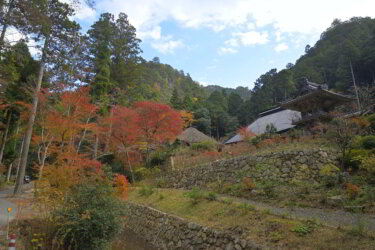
<box><xmin>171</xmin><ymin>136</ymin><xmax>332</xmax><ymax>170</ymax></box>
<box><xmin>127</xmin><ymin>187</ymin><xmax>375</xmax><ymax>249</ymax></box>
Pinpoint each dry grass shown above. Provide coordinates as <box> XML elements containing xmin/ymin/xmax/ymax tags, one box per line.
<box><xmin>128</xmin><ymin>187</ymin><xmax>375</xmax><ymax>249</ymax></box>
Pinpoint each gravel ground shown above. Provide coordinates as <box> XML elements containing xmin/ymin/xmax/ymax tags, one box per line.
<box><xmin>221</xmin><ymin>195</ymin><xmax>375</xmax><ymax>232</ymax></box>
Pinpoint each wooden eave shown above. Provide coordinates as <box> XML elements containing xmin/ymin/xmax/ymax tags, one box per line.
<box><xmin>281</xmin><ymin>89</ymin><xmax>354</xmax><ymax>112</ymax></box>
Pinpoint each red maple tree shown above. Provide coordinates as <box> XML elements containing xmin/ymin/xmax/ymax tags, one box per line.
<box><xmin>134</xmin><ymin>101</ymin><xmax>182</xmax><ymax>143</ymax></box>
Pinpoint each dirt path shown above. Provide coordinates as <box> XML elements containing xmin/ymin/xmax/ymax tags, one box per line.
<box><xmin>221</xmin><ymin>195</ymin><xmax>375</xmax><ymax>232</ymax></box>
<box><xmin>0</xmin><ymin>183</ymin><xmax>33</xmax><ymax>227</ymax></box>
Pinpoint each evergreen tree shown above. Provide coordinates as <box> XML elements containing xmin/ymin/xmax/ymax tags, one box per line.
<box><xmin>170</xmin><ymin>87</ymin><xmax>182</xmax><ymax>109</ymax></box>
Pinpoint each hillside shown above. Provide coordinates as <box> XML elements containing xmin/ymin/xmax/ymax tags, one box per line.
<box><xmin>132</xmin><ymin>58</ymin><xmax>207</xmax><ymax>103</ymax></box>
<box><xmin>236</xmin><ymin>17</ymin><xmax>375</xmax><ymax>126</ymax></box>
<box><xmin>204</xmin><ymin>85</ymin><xmax>252</xmax><ymax>100</ymax></box>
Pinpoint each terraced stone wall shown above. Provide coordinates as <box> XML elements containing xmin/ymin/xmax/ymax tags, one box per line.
<box><xmin>157</xmin><ymin>149</ymin><xmax>338</xmax><ymax>189</ymax></box>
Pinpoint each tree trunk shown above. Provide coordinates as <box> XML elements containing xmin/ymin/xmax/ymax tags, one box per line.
<box><xmin>38</xmin><ymin>138</ymin><xmax>52</xmax><ymax>180</ymax></box>
<box><xmin>15</xmin><ymin>134</ymin><xmax>25</xmax><ymax>182</ymax></box>
<box><xmin>6</xmin><ymin>163</ymin><xmax>12</xmax><ymax>182</ymax></box>
<box><xmin>14</xmin><ymin>36</ymin><xmax>49</xmax><ymax>195</ymax></box>
<box><xmin>104</xmin><ymin>106</ymin><xmax>113</xmax><ymax>152</ymax></box>
<box><xmin>0</xmin><ymin>111</ymin><xmax>11</xmax><ymax>164</ymax></box>
<box><xmin>93</xmin><ymin>134</ymin><xmax>98</xmax><ymax>160</ymax></box>
<box><xmin>349</xmin><ymin>60</ymin><xmax>361</xmax><ymax>112</ymax></box>
<box><xmin>0</xmin><ymin>0</ymin><xmax>14</xmax><ymax>52</ymax></box>
<box><xmin>126</xmin><ymin>151</ymin><xmax>135</xmax><ymax>184</ymax></box>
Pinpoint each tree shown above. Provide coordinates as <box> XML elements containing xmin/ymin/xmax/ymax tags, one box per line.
<box><xmin>326</xmin><ymin>118</ymin><xmax>358</xmax><ymax>170</ymax></box>
<box><xmin>192</xmin><ymin>108</ymin><xmax>211</xmax><ymax>135</ymax></box>
<box><xmin>133</xmin><ymin>101</ymin><xmax>182</xmax><ymax>159</ymax></box>
<box><xmin>228</xmin><ymin>92</ymin><xmax>243</xmax><ymax>117</ymax></box>
<box><xmin>14</xmin><ymin>0</ymin><xmax>81</xmax><ymax>195</ymax></box>
<box><xmin>170</xmin><ymin>87</ymin><xmax>182</xmax><ymax>109</ymax></box>
<box><xmin>109</xmin><ymin>106</ymin><xmax>140</xmax><ymax>182</ymax></box>
<box><xmin>86</xmin><ymin>12</ymin><xmax>142</xmax><ymax>106</ymax></box>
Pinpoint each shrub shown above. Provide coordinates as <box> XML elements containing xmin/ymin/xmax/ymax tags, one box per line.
<box><xmin>288</xmin><ymin>128</ymin><xmax>302</xmax><ymax>142</ymax></box>
<box><xmin>184</xmin><ymin>187</ymin><xmax>204</xmax><ymax>205</ymax></box>
<box><xmin>261</xmin><ymin>181</ymin><xmax>278</xmax><ymax>198</ymax></box>
<box><xmin>148</xmin><ymin>150</ymin><xmax>169</xmax><ymax>167</ymax></box>
<box><xmin>205</xmin><ymin>191</ymin><xmax>217</xmax><ymax>201</ymax></box>
<box><xmin>362</xmin><ymin>136</ymin><xmax>375</xmax><ymax>149</ymax></box>
<box><xmin>360</xmin><ymin>157</ymin><xmax>375</xmax><ymax>175</ymax></box>
<box><xmin>265</xmin><ymin>123</ymin><xmax>277</xmax><ymax>135</ymax></box>
<box><xmin>346</xmin><ymin>183</ymin><xmax>360</xmax><ymax>199</ymax></box>
<box><xmin>114</xmin><ymin>174</ymin><xmax>128</xmax><ymax>199</ymax></box>
<box><xmin>237</xmin><ymin>203</ymin><xmax>255</xmax><ymax>215</ymax></box>
<box><xmin>191</xmin><ymin>141</ymin><xmax>216</xmax><ymax>151</ymax></box>
<box><xmin>251</xmin><ymin>136</ymin><xmax>262</xmax><ymax>148</ymax></box>
<box><xmin>52</xmin><ymin>184</ymin><xmax>126</xmax><ymax>250</ymax></box>
<box><xmin>366</xmin><ymin>114</ymin><xmax>375</xmax><ymax>131</ymax></box>
<box><xmin>243</xmin><ymin>177</ymin><xmax>256</xmax><ymax>190</ymax></box>
<box><xmin>320</xmin><ymin>164</ymin><xmax>340</xmax><ymax>187</ymax></box>
<box><xmin>138</xmin><ymin>185</ymin><xmax>154</xmax><ymax>197</ymax></box>
<box><xmin>291</xmin><ymin>220</ymin><xmax>319</xmax><ymax>236</ymax></box>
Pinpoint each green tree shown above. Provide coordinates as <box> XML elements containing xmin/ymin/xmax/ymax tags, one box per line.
<box><xmin>170</xmin><ymin>87</ymin><xmax>182</xmax><ymax>109</ymax></box>
<box><xmin>228</xmin><ymin>92</ymin><xmax>243</xmax><ymax>116</ymax></box>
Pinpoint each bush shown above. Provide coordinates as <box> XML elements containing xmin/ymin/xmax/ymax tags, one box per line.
<box><xmin>52</xmin><ymin>184</ymin><xmax>126</xmax><ymax>250</ymax></box>
<box><xmin>366</xmin><ymin>114</ymin><xmax>375</xmax><ymax>131</ymax></box>
<box><xmin>205</xmin><ymin>191</ymin><xmax>217</xmax><ymax>201</ymax></box>
<box><xmin>243</xmin><ymin>177</ymin><xmax>256</xmax><ymax>190</ymax></box>
<box><xmin>138</xmin><ymin>185</ymin><xmax>154</xmax><ymax>197</ymax></box>
<box><xmin>148</xmin><ymin>150</ymin><xmax>169</xmax><ymax>167</ymax></box>
<box><xmin>191</xmin><ymin>141</ymin><xmax>216</xmax><ymax>151</ymax></box>
<box><xmin>184</xmin><ymin>187</ymin><xmax>204</xmax><ymax>205</ymax></box>
<box><xmin>346</xmin><ymin>183</ymin><xmax>360</xmax><ymax>199</ymax></box>
<box><xmin>251</xmin><ymin>136</ymin><xmax>262</xmax><ymax>148</ymax></box>
<box><xmin>261</xmin><ymin>181</ymin><xmax>278</xmax><ymax>198</ymax></box>
<box><xmin>319</xmin><ymin>164</ymin><xmax>340</xmax><ymax>187</ymax></box>
<box><xmin>362</xmin><ymin>136</ymin><xmax>375</xmax><ymax>149</ymax></box>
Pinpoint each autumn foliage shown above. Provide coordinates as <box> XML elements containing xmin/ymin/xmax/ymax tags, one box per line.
<box><xmin>237</xmin><ymin>126</ymin><xmax>256</xmax><ymax>140</ymax></box>
<box><xmin>133</xmin><ymin>101</ymin><xmax>182</xmax><ymax>144</ymax></box>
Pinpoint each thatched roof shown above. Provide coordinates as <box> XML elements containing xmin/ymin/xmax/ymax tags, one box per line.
<box><xmin>177</xmin><ymin>127</ymin><xmax>216</xmax><ymax>144</ymax></box>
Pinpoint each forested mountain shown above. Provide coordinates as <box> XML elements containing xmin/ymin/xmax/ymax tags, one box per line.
<box><xmin>130</xmin><ymin>57</ymin><xmax>207</xmax><ymax>103</ymax></box>
<box><xmin>204</xmin><ymin>85</ymin><xmax>252</xmax><ymax>101</ymax></box>
<box><xmin>237</xmin><ymin>17</ymin><xmax>375</xmax><ymax>126</ymax></box>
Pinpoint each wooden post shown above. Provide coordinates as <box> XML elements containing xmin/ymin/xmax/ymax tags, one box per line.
<box><xmin>170</xmin><ymin>156</ymin><xmax>174</xmax><ymax>170</ymax></box>
<box><xmin>6</xmin><ymin>163</ymin><xmax>12</xmax><ymax>182</ymax></box>
<box><xmin>350</xmin><ymin>60</ymin><xmax>361</xmax><ymax>112</ymax></box>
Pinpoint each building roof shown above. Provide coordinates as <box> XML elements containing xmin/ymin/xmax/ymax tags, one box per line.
<box><xmin>281</xmin><ymin>79</ymin><xmax>354</xmax><ymax>112</ymax></box>
<box><xmin>281</xmin><ymin>89</ymin><xmax>354</xmax><ymax>112</ymax></box>
<box><xmin>225</xmin><ymin>109</ymin><xmax>301</xmax><ymax>144</ymax></box>
<box><xmin>177</xmin><ymin>127</ymin><xmax>216</xmax><ymax>144</ymax></box>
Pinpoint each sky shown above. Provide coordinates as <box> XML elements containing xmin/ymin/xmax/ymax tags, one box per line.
<box><xmin>48</xmin><ymin>0</ymin><xmax>375</xmax><ymax>88</ymax></box>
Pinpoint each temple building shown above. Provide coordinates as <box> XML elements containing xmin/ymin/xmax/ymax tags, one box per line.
<box><xmin>280</xmin><ymin>78</ymin><xmax>354</xmax><ymax>125</ymax></box>
<box><xmin>225</xmin><ymin>78</ymin><xmax>354</xmax><ymax>145</ymax></box>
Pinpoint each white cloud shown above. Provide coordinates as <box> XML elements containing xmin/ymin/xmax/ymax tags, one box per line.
<box><xmin>275</xmin><ymin>31</ymin><xmax>282</xmax><ymax>41</ymax></box>
<box><xmin>233</xmin><ymin>31</ymin><xmax>269</xmax><ymax>46</ymax></box>
<box><xmin>224</xmin><ymin>38</ymin><xmax>239</xmax><ymax>47</ymax></box>
<box><xmin>274</xmin><ymin>43</ymin><xmax>288</xmax><ymax>52</ymax></box>
<box><xmin>151</xmin><ymin>37</ymin><xmax>184</xmax><ymax>54</ymax></box>
<box><xmin>94</xmin><ymin>0</ymin><xmax>375</xmax><ymax>40</ymax></box>
<box><xmin>218</xmin><ymin>47</ymin><xmax>238</xmax><ymax>55</ymax></box>
<box><xmin>198</xmin><ymin>81</ymin><xmax>210</xmax><ymax>86</ymax></box>
<box><xmin>137</xmin><ymin>26</ymin><xmax>161</xmax><ymax>40</ymax></box>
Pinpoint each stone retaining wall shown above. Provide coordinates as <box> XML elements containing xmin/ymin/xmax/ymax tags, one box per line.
<box><xmin>158</xmin><ymin>149</ymin><xmax>338</xmax><ymax>189</ymax></box>
<box><xmin>125</xmin><ymin>202</ymin><xmax>262</xmax><ymax>250</ymax></box>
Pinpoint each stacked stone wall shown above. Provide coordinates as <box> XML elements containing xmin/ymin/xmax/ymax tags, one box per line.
<box><xmin>126</xmin><ymin>202</ymin><xmax>262</xmax><ymax>250</ymax></box>
<box><xmin>158</xmin><ymin>149</ymin><xmax>338</xmax><ymax>189</ymax></box>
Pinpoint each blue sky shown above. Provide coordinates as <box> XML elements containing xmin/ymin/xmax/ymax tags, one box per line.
<box><xmin>73</xmin><ymin>0</ymin><xmax>375</xmax><ymax>89</ymax></box>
